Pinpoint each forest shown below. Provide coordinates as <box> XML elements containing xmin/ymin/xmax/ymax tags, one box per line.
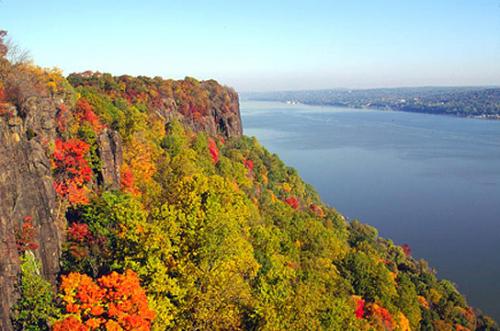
<box><xmin>0</xmin><ymin>30</ymin><xmax>499</xmax><ymax>330</ymax></box>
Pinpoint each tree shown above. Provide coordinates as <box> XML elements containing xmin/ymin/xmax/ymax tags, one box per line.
<box><xmin>51</xmin><ymin>138</ymin><xmax>92</xmax><ymax>205</ymax></box>
<box><xmin>53</xmin><ymin>270</ymin><xmax>155</xmax><ymax>331</ymax></box>
<box><xmin>11</xmin><ymin>251</ymin><xmax>59</xmax><ymax>331</ymax></box>
<box><xmin>208</xmin><ymin>137</ymin><xmax>219</xmax><ymax>163</ymax></box>
<box><xmin>3</xmin><ymin>34</ymin><xmax>31</xmax><ymax>65</ymax></box>
<box><xmin>396</xmin><ymin>273</ymin><xmax>422</xmax><ymax>329</ymax></box>
<box><xmin>75</xmin><ymin>98</ymin><xmax>104</xmax><ymax>133</ymax></box>
<box><xmin>284</xmin><ymin>196</ymin><xmax>299</xmax><ymax>209</ymax></box>
<box><xmin>15</xmin><ymin>215</ymin><xmax>38</xmax><ymax>252</ymax></box>
<box><xmin>153</xmin><ymin>174</ymin><xmax>260</xmax><ymax>329</ymax></box>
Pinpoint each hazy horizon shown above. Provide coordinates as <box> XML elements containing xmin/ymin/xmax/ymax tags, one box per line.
<box><xmin>240</xmin><ymin>84</ymin><xmax>500</xmax><ymax>94</ymax></box>
<box><xmin>1</xmin><ymin>0</ymin><xmax>499</xmax><ymax>91</ymax></box>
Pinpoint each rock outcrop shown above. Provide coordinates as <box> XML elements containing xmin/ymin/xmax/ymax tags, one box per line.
<box><xmin>97</xmin><ymin>128</ymin><xmax>123</xmax><ymax>190</ymax></box>
<box><xmin>0</xmin><ymin>98</ymin><xmax>61</xmax><ymax>331</ymax></box>
<box><xmin>211</xmin><ymin>88</ymin><xmax>242</xmax><ymax>138</ymax></box>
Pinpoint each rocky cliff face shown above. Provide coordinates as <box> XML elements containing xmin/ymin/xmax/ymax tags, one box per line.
<box><xmin>203</xmin><ymin>80</ymin><xmax>242</xmax><ymax>137</ymax></box>
<box><xmin>97</xmin><ymin>128</ymin><xmax>123</xmax><ymax>190</ymax></box>
<box><xmin>0</xmin><ymin>98</ymin><xmax>60</xmax><ymax>330</ymax></box>
<box><xmin>0</xmin><ymin>72</ymin><xmax>243</xmax><ymax>330</ymax></box>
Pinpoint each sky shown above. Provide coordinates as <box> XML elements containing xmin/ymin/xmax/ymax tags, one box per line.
<box><xmin>0</xmin><ymin>0</ymin><xmax>499</xmax><ymax>91</ymax></box>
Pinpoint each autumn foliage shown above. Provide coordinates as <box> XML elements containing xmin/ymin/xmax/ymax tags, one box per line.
<box><xmin>243</xmin><ymin>159</ymin><xmax>254</xmax><ymax>172</ymax></box>
<box><xmin>120</xmin><ymin>168</ymin><xmax>134</xmax><ymax>190</ymax></box>
<box><xmin>53</xmin><ymin>270</ymin><xmax>155</xmax><ymax>331</ymax></box>
<box><xmin>401</xmin><ymin>244</ymin><xmax>412</xmax><ymax>257</ymax></box>
<box><xmin>120</xmin><ymin>164</ymin><xmax>140</xmax><ymax>195</ymax></box>
<box><xmin>66</xmin><ymin>222</ymin><xmax>94</xmax><ymax>259</ymax></box>
<box><xmin>208</xmin><ymin>138</ymin><xmax>219</xmax><ymax>163</ymax></box>
<box><xmin>418</xmin><ymin>295</ymin><xmax>430</xmax><ymax>310</ymax></box>
<box><xmin>369</xmin><ymin>303</ymin><xmax>394</xmax><ymax>330</ymax></box>
<box><xmin>354</xmin><ymin>296</ymin><xmax>365</xmax><ymax>319</ymax></box>
<box><xmin>0</xmin><ymin>82</ymin><xmax>10</xmax><ymax>115</ymax></box>
<box><xmin>0</xmin><ymin>84</ymin><xmax>6</xmax><ymax>108</ymax></box>
<box><xmin>15</xmin><ymin>216</ymin><xmax>38</xmax><ymax>252</ymax></box>
<box><xmin>52</xmin><ymin>316</ymin><xmax>87</xmax><ymax>331</ymax></box>
<box><xmin>2</xmin><ymin>66</ymin><xmax>490</xmax><ymax>330</ymax></box>
<box><xmin>285</xmin><ymin>196</ymin><xmax>299</xmax><ymax>209</ymax></box>
<box><xmin>75</xmin><ymin>98</ymin><xmax>104</xmax><ymax>133</ymax></box>
<box><xmin>52</xmin><ymin>138</ymin><xmax>92</xmax><ymax>205</ymax></box>
<box><xmin>309</xmin><ymin>203</ymin><xmax>325</xmax><ymax>217</ymax></box>
<box><xmin>0</xmin><ymin>84</ymin><xmax>5</xmax><ymax>101</ymax></box>
<box><xmin>68</xmin><ymin>223</ymin><xmax>91</xmax><ymax>243</ymax></box>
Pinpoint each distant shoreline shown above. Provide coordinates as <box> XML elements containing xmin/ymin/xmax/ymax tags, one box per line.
<box><xmin>242</xmin><ymin>86</ymin><xmax>500</xmax><ymax>121</ymax></box>
<box><xmin>266</xmin><ymin>99</ymin><xmax>500</xmax><ymax>121</ymax></box>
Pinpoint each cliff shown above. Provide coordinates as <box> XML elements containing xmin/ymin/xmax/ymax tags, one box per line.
<box><xmin>0</xmin><ymin>63</ymin><xmax>243</xmax><ymax>330</ymax></box>
<box><xmin>0</xmin><ymin>96</ymin><xmax>60</xmax><ymax>329</ymax></box>
<box><xmin>0</xmin><ymin>40</ymin><xmax>498</xmax><ymax>330</ymax></box>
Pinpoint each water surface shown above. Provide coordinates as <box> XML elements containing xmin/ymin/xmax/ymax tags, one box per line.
<box><xmin>241</xmin><ymin>100</ymin><xmax>500</xmax><ymax>320</ymax></box>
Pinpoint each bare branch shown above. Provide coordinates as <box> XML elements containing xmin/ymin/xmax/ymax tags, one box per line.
<box><xmin>5</xmin><ymin>37</ymin><xmax>31</xmax><ymax>65</ymax></box>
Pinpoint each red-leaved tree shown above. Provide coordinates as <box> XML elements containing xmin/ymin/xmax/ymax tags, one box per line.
<box><xmin>15</xmin><ymin>216</ymin><xmax>38</xmax><ymax>252</ymax></box>
<box><xmin>208</xmin><ymin>138</ymin><xmax>219</xmax><ymax>164</ymax></box>
<box><xmin>243</xmin><ymin>159</ymin><xmax>254</xmax><ymax>172</ymax></box>
<box><xmin>52</xmin><ymin>138</ymin><xmax>92</xmax><ymax>205</ymax></box>
<box><xmin>285</xmin><ymin>196</ymin><xmax>299</xmax><ymax>210</ymax></box>
<box><xmin>75</xmin><ymin>98</ymin><xmax>104</xmax><ymax>133</ymax></box>
<box><xmin>355</xmin><ymin>297</ymin><xmax>365</xmax><ymax>319</ymax></box>
<box><xmin>401</xmin><ymin>244</ymin><xmax>412</xmax><ymax>257</ymax></box>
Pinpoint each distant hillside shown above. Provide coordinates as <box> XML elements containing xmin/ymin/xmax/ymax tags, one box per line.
<box><xmin>244</xmin><ymin>87</ymin><xmax>500</xmax><ymax>119</ymax></box>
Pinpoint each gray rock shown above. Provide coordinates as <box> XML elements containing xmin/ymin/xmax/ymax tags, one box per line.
<box><xmin>97</xmin><ymin>128</ymin><xmax>123</xmax><ymax>190</ymax></box>
<box><xmin>0</xmin><ymin>97</ymin><xmax>61</xmax><ymax>331</ymax></box>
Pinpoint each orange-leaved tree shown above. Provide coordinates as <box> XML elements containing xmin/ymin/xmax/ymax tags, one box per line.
<box><xmin>368</xmin><ymin>303</ymin><xmax>394</xmax><ymax>330</ymax></box>
<box><xmin>53</xmin><ymin>270</ymin><xmax>155</xmax><ymax>331</ymax></box>
<box><xmin>120</xmin><ymin>164</ymin><xmax>140</xmax><ymax>195</ymax></box>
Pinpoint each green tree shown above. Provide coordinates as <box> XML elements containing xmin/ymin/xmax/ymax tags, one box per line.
<box><xmin>11</xmin><ymin>251</ymin><xmax>60</xmax><ymax>330</ymax></box>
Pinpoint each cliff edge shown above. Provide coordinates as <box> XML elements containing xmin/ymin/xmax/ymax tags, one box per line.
<box><xmin>0</xmin><ymin>64</ymin><xmax>242</xmax><ymax>330</ymax></box>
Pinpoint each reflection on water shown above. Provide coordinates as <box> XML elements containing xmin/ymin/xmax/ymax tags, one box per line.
<box><xmin>241</xmin><ymin>100</ymin><xmax>500</xmax><ymax>320</ymax></box>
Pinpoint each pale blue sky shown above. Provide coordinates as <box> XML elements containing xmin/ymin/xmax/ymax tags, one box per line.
<box><xmin>0</xmin><ymin>0</ymin><xmax>499</xmax><ymax>91</ymax></box>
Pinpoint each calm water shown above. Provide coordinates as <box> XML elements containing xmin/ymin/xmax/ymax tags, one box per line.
<box><xmin>241</xmin><ymin>100</ymin><xmax>500</xmax><ymax>321</ymax></box>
